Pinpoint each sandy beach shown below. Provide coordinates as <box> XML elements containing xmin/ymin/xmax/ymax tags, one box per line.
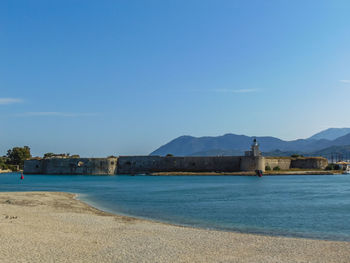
<box><xmin>0</xmin><ymin>170</ymin><xmax>12</xmax><ymax>174</ymax></box>
<box><xmin>1</xmin><ymin>192</ymin><xmax>350</xmax><ymax>263</ymax></box>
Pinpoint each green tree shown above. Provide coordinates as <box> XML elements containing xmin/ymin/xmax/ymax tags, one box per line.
<box><xmin>0</xmin><ymin>157</ymin><xmax>8</xmax><ymax>170</ymax></box>
<box><xmin>6</xmin><ymin>146</ymin><xmax>31</xmax><ymax>168</ymax></box>
<box><xmin>291</xmin><ymin>154</ymin><xmax>304</xmax><ymax>158</ymax></box>
<box><xmin>43</xmin><ymin>153</ymin><xmax>73</xmax><ymax>158</ymax></box>
<box><xmin>325</xmin><ymin>164</ymin><xmax>341</xmax><ymax>171</ymax></box>
<box><xmin>43</xmin><ymin>152</ymin><xmax>55</xmax><ymax>158</ymax></box>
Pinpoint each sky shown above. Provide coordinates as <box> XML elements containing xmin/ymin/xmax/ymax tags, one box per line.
<box><xmin>1</xmin><ymin>0</ymin><xmax>350</xmax><ymax>157</ymax></box>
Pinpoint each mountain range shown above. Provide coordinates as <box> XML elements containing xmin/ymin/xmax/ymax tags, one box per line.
<box><xmin>150</xmin><ymin>128</ymin><xmax>350</xmax><ymax>158</ymax></box>
<box><xmin>307</xmin><ymin>128</ymin><xmax>350</xmax><ymax>141</ymax></box>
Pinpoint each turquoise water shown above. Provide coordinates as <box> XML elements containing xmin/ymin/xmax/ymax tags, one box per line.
<box><xmin>1</xmin><ymin>173</ymin><xmax>350</xmax><ymax>241</ymax></box>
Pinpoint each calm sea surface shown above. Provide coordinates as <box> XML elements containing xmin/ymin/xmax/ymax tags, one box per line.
<box><xmin>1</xmin><ymin>173</ymin><xmax>350</xmax><ymax>241</ymax></box>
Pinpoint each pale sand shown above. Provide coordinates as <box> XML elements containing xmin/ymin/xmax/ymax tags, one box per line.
<box><xmin>0</xmin><ymin>170</ymin><xmax>12</xmax><ymax>174</ymax></box>
<box><xmin>1</xmin><ymin>192</ymin><xmax>349</xmax><ymax>263</ymax></box>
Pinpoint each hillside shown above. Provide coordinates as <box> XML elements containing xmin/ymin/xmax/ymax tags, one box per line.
<box><xmin>150</xmin><ymin>128</ymin><xmax>350</xmax><ymax>157</ymax></box>
<box><xmin>308</xmin><ymin>128</ymin><xmax>350</xmax><ymax>141</ymax></box>
<box><xmin>188</xmin><ymin>149</ymin><xmax>244</xmax><ymax>157</ymax></box>
<box><xmin>150</xmin><ymin>134</ymin><xmax>330</xmax><ymax>156</ymax></box>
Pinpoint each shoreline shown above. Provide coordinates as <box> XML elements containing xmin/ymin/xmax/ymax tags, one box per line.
<box><xmin>1</xmin><ymin>191</ymin><xmax>350</xmax><ymax>262</ymax></box>
<box><xmin>0</xmin><ymin>169</ymin><xmax>13</xmax><ymax>174</ymax></box>
<box><xmin>19</xmin><ymin>170</ymin><xmax>344</xmax><ymax>176</ymax></box>
<box><xmin>76</xmin><ymin>194</ymin><xmax>348</xmax><ymax>242</ymax></box>
<box><xmin>149</xmin><ymin>170</ymin><xmax>343</xmax><ymax>176</ymax></box>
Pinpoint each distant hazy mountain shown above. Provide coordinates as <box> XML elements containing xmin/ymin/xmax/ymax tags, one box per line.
<box><xmin>150</xmin><ymin>134</ymin><xmax>332</xmax><ymax>156</ymax></box>
<box><xmin>188</xmin><ymin>149</ymin><xmax>244</xmax><ymax>157</ymax></box>
<box><xmin>309</xmin><ymin>145</ymin><xmax>350</xmax><ymax>158</ymax></box>
<box><xmin>262</xmin><ymin>150</ymin><xmax>304</xmax><ymax>157</ymax></box>
<box><xmin>263</xmin><ymin>145</ymin><xmax>350</xmax><ymax>160</ymax></box>
<box><xmin>150</xmin><ymin>134</ymin><xmax>282</xmax><ymax>156</ymax></box>
<box><xmin>150</xmin><ymin>129</ymin><xmax>350</xmax><ymax>157</ymax></box>
<box><xmin>308</xmin><ymin>128</ymin><xmax>350</xmax><ymax>141</ymax></box>
<box><xmin>330</xmin><ymin>132</ymin><xmax>350</xmax><ymax>145</ymax></box>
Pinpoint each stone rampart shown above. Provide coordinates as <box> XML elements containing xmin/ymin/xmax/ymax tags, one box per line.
<box><xmin>117</xmin><ymin>156</ymin><xmax>242</xmax><ymax>174</ymax></box>
<box><xmin>290</xmin><ymin>157</ymin><xmax>328</xmax><ymax>170</ymax></box>
<box><xmin>24</xmin><ymin>159</ymin><xmax>43</xmax><ymax>174</ymax></box>
<box><xmin>265</xmin><ymin>157</ymin><xmax>292</xmax><ymax>170</ymax></box>
<box><xmin>264</xmin><ymin>157</ymin><xmax>328</xmax><ymax>170</ymax></box>
<box><xmin>24</xmin><ymin>156</ymin><xmax>328</xmax><ymax>175</ymax></box>
<box><xmin>24</xmin><ymin>157</ymin><xmax>117</xmax><ymax>175</ymax></box>
<box><xmin>240</xmin><ymin>156</ymin><xmax>265</xmax><ymax>171</ymax></box>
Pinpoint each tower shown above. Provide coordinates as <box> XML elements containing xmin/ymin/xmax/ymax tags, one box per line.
<box><xmin>251</xmin><ymin>138</ymin><xmax>261</xmax><ymax>157</ymax></box>
<box><xmin>241</xmin><ymin>138</ymin><xmax>265</xmax><ymax>171</ymax></box>
<box><xmin>245</xmin><ymin>138</ymin><xmax>262</xmax><ymax>157</ymax></box>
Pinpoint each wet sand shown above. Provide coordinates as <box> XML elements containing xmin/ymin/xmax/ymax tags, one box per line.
<box><xmin>0</xmin><ymin>192</ymin><xmax>349</xmax><ymax>263</ymax></box>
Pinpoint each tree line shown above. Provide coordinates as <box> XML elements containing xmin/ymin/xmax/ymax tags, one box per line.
<box><xmin>0</xmin><ymin>147</ymin><xmax>83</xmax><ymax>171</ymax></box>
<box><xmin>0</xmin><ymin>146</ymin><xmax>31</xmax><ymax>171</ymax></box>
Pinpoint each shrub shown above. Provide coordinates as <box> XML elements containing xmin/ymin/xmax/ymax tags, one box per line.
<box><xmin>0</xmin><ymin>163</ymin><xmax>8</xmax><ymax>170</ymax></box>
<box><xmin>325</xmin><ymin>164</ymin><xmax>333</xmax><ymax>170</ymax></box>
<box><xmin>326</xmin><ymin>164</ymin><xmax>341</xmax><ymax>170</ymax></box>
<box><xmin>291</xmin><ymin>154</ymin><xmax>304</xmax><ymax>158</ymax></box>
<box><xmin>6</xmin><ymin>164</ymin><xmax>19</xmax><ymax>171</ymax></box>
<box><xmin>0</xmin><ymin>157</ymin><xmax>8</xmax><ymax>170</ymax></box>
<box><xmin>273</xmin><ymin>166</ymin><xmax>281</xmax><ymax>171</ymax></box>
<box><xmin>265</xmin><ymin>165</ymin><xmax>271</xmax><ymax>171</ymax></box>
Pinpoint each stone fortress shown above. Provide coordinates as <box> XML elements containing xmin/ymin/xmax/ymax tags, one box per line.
<box><xmin>24</xmin><ymin>157</ymin><xmax>118</xmax><ymax>175</ymax></box>
<box><xmin>24</xmin><ymin>139</ymin><xmax>328</xmax><ymax>175</ymax></box>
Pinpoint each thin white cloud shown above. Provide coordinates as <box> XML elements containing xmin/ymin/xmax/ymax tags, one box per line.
<box><xmin>14</xmin><ymin>112</ymin><xmax>98</xmax><ymax>117</ymax></box>
<box><xmin>0</xmin><ymin>98</ymin><xmax>23</xmax><ymax>105</ymax></box>
<box><xmin>339</xmin><ymin>80</ymin><xmax>350</xmax><ymax>84</ymax></box>
<box><xmin>211</xmin><ymin>88</ymin><xmax>259</xmax><ymax>93</ymax></box>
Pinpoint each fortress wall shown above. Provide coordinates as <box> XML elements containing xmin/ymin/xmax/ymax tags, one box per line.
<box><xmin>290</xmin><ymin>157</ymin><xmax>328</xmax><ymax>170</ymax></box>
<box><xmin>24</xmin><ymin>158</ymin><xmax>118</xmax><ymax>175</ymax></box>
<box><xmin>24</xmin><ymin>156</ymin><xmax>329</xmax><ymax>175</ymax></box>
<box><xmin>23</xmin><ymin>159</ymin><xmax>43</xmax><ymax>174</ymax></box>
<box><xmin>44</xmin><ymin>158</ymin><xmax>118</xmax><ymax>175</ymax></box>
<box><xmin>117</xmin><ymin>156</ymin><xmax>242</xmax><ymax>174</ymax></box>
<box><xmin>264</xmin><ymin>157</ymin><xmax>328</xmax><ymax>170</ymax></box>
<box><xmin>264</xmin><ymin>158</ymin><xmax>292</xmax><ymax>170</ymax></box>
<box><xmin>117</xmin><ymin>156</ymin><xmax>162</xmax><ymax>174</ymax></box>
<box><xmin>240</xmin><ymin>156</ymin><xmax>265</xmax><ymax>172</ymax></box>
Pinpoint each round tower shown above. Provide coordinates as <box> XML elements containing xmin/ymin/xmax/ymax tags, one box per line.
<box><xmin>241</xmin><ymin>138</ymin><xmax>265</xmax><ymax>172</ymax></box>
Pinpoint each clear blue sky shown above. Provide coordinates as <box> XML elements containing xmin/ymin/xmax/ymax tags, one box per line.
<box><xmin>1</xmin><ymin>0</ymin><xmax>350</xmax><ymax>157</ymax></box>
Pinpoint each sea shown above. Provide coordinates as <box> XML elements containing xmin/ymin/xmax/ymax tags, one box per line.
<box><xmin>1</xmin><ymin>173</ymin><xmax>350</xmax><ymax>241</ymax></box>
